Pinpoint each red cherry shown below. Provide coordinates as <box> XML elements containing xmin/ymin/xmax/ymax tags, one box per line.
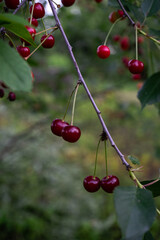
<box><xmin>28</xmin><ymin>17</ymin><xmax>38</xmax><ymax>27</ymax></box>
<box><xmin>120</xmin><ymin>37</ymin><xmax>130</xmax><ymax>50</ymax></box>
<box><xmin>8</xmin><ymin>92</ymin><xmax>16</xmax><ymax>101</ymax></box>
<box><xmin>128</xmin><ymin>59</ymin><xmax>144</xmax><ymax>74</ymax></box>
<box><xmin>0</xmin><ymin>89</ymin><xmax>4</xmax><ymax>98</ymax></box>
<box><xmin>5</xmin><ymin>0</ymin><xmax>19</xmax><ymax>9</ymax></box>
<box><xmin>95</xmin><ymin>0</ymin><xmax>103</xmax><ymax>2</ymax></box>
<box><xmin>21</xmin><ymin>26</ymin><xmax>36</xmax><ymax>46</ymax></box>
<box><xmin>117</xmin><ymin>9</ymin><xmax>124</xmax><ymax>18</ymax></box>
<box><xmin>109</xmin><ymin>11</ymin><xmax>119</xmax><ymax>23</ymax></box>
<box><xmin>122</xmin><ymin>56</ymin><xmax>129</xmax><ymax>67</ymax></box>
<box><xmin>51</xmin><ymin>119</ymin><xmax>69</xmax><ymax>137</ymax></box>
<box><xmin>100</xmin><ymin>175</ymin><xmax>120</xmax><ymax>193</ymax></box>
<box><xmin>61</xmin><ymin>125</ymin><xmax>81</xmax><ymax>143</ymax></box>
<box><xmin>41</xmin><ymin>35</ymin><xmax>55</xmax><ymax>48</ymax></box>
<box><xmin>30</xmin><ymin>3</ymin><xmax>45</xmax><ymax>19</ymax></box>
<box><xmin>97</xmin><ymin>45</ymin><xmax>110</xmax><ymax>59</ymax></box>
<box><xmin>61</xmin><ymin>0</ymin><xmax>75</xmax><ymax>7</ymax></box>
<box><xmin>113</xmin><ymin>35</ymin><xmax>121</xmax><ymax>42</ymax></box>
<box><xmin>83</xmin><ymin>176</ymin><xmax>101</xmax><ymax>193</ymax></box>
<box><xmin>132</xmin><ymin>74</ymin><xmax>141</xmax><ymax>80</ymax></box>
<box><xmin>138</xmin><ymin>36</ymin><xmax>144</xmax><ymax>44</ymax></box>
<box><xmin>17</xmin><ymin>46</ymin><xmax>30</xmax><ymax>58</ymax></box>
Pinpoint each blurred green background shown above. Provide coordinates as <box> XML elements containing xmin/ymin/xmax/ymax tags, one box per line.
<box><xmin>0</xmin><ymin>0</ymin><xmax>160</xmax><ymax>239</ymax></box>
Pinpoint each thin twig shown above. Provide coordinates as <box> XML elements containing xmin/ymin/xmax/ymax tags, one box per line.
<box><xmin>48</xmin><ymin>0</ymin><xmax>131</xmax><ymax>170</ymax></box>
<box><xmin>13</xmin><ymin>0</ymin><xmax>28</xmax><ymax>15</ymax></box>
<box><xmin>117</xmin><ymin>0</ymin><xmax>135</xmax><ymax>26</ymax></box>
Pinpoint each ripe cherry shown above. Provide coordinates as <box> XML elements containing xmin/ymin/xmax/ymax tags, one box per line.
<box><xmin>97</xmin><ymin>45</ymin><xmax>110</xmax><ymax>59</ymax></box>
<box><xmin>61</xmin><ymin>125</ymin><xmax>81</xmax><ymax>143</ymax></box>
<box><xmin>138</xmin><ymin>36</ymin><xmax>144</xmax><ymax>44</ymax></box>
<box><xmin>5</xmin><ymin>0</ymin><xmax>19</xmax><ymax>9</ymax></box>
<box><xmin>8</xmin><ymin>92</ymin><xmax>16</xmax><ymax>101</ymax></box>
<box><xmin>83</xmin><ymin>176</ymin><xmax>101</xmax><ymax>193</ymax></box>
<box><xmin>132</xmin><ymin>74</ymin><xmax>141</xmax><ymax>80</ymax></box>
<box><xmin>95</xmin><ymin>0</ymin><xmax>103</xmax><ymax>2</ymax></box>
<box><xmin>51</xmin><ymin>119</ymin><xmax>69</xmax><ymax>137</ymax></box>
<box><xmin>17</xmin><ymin>46</ymin><xmax>30</xmax><ymax>58</ymax></box>
<box><xmin>21</xmin><ymin>26</ymin><xmax>36</xmax><ymax>46</ymax></box>
<box><xmin>61</xmin><ymin>0</ymin><xmax>75</xmax><ymax>7</ymax></box>
<box><xmin>28</xmin><ymin>17</ymin><xmax>38</xmax><ymax>27</ymax></box>
<box><xmin>41</xmin><ymin>35</ymin><xmax>55</xmax><ymax>48</ymax></box>
<box><xmin>122</xmin><ymin>56</ymin><xmax>129</xmax><ymax>67</ymax></box>
<box><xmin>113</xmin><ymin>35</ymin><xmax>121</xmax><ymax>42</ymax></box>
<box><xmin>0</xmin><ymin>89</ymin><xmax>4</xmax><ymax>98</ymax></box>
<box><xmin>117</xmin><ymin>9</ymin><xmax>124</xmax><ymax>18</ymax></box>
<box><xmin>120</xmin><ymin>37</ymin><xmax>130</xmax><ymax>50</ymax></box>
<box><xmin>0</xmin><ymin>81</ymin><xmax>8</xmax><ymax>88</ymax></box>
<box><xmin>100</xmin><ymin>175</ymin><xmax>119</xmax><ymax>193</ymax></box>
<box><xmin>128</xmin><ymin>59</ymin><xmax>144</xmax><ymax>74</ymax></box>
<box><xmin>30</xmin><ymin>3</ymin><xmax>45</xmax><ymax>19</ymax></box>
<box><xmin>109</xmin><ymin>11</ymin><xmax>119</xmax><ymax>23</ymax></box>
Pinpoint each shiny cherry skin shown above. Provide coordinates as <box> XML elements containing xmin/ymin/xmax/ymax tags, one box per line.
<box><xmin>61</xmin><ymin>0</ymin><xmax>75</xmax><ymax>7</ymax></box>
<box><xmin>83</xmin><ymin>176</ymin><xmax>101</xmax><ymax>193</ymax></box>
<box><xmin>120</xmin><ymin>37</ymin><xmax>130</xmax><ymax>50</ymax></box>
<box><xmin>28</xmin><ymin>17</ymin><xmax>38</xmax><ymax>27</ymax></box>
<box><xmin>97</xmin><ymin>45</ymin><xmax>110</xmax><ymax>59</ymax></box>
<box><xmin>51</xmin><ymin>119</ymin><xmax>69</xmax><ymax>137</ymax></box>
<box><xmin>30</xmin><ymin>3</ymin><xmax>45</xmax><ymax>19</ymax></box>
<box><xmin>5</xmin><ymin>0</ymin><xmax>19</xmax><ymax>9</ymax></box>
<box><xmin>8</xmin><ymin>92</ymin><xmax>16</xmax><ymax>101</ymax></box>
<box><xmin>0</xmin><ymin>89</ymin><xmax>4</xmax><ymax>98</ymax></box>
<box><xmin>17</xmin><ymin>46</ymin><xmax>30</xmax><ymax>58</ymax></box>
<box><xmin>61</xmin><ymin>125</ymin><xmax>81</xmax><ymax>143</ymax></box>
<box><xmin>41</xmin><ymin>35</ymin><xmax>55</xmax><ymax>48</ymax></box>
<box><xmin>128</xmin><ymin>59</ymin><xmax>144</xmax><ymax>74</ymax></box>
<box><xmin>101</xmin><ymin>175</ymin><xmax>120</xmax><ymax>193</ymax></box>
<box><xmin>21</xmin><ymin>26</ymin><xmax>36</xmax><ymax>46</ymax></box>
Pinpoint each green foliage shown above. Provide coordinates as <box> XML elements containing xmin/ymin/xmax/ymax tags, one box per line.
<box><xmin>114</xmin><ymin>187</ymin><xmax>156</xmax><ymax>240</ymax></box>
<box><xmin>128</xmin><ymin>155</ymin><xmax>140</xmax><ymax>165</ymax></box>
<box><xmin>141</xmin><ymin>179</ymin><xmax>160</xmax><ymax>197</ymax></box>
<box><xmin>141</xmin><ymin>0</ymin><xmax>160</xmax><ymax>17</ymax></box>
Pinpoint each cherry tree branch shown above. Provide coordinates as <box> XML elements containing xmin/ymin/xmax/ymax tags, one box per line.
<box><xmin>48</xmin><ymin>0</ymin><xmax>131</xmax><ymax>170</ymax></box>
<box><xmin>13</xmin><ymin>0</ymin><xmax>28</xmax><ymax>14</ymax></box>
<box><xmin>117</xmin><ymin>0</ymin><xmax>135</xmax><ymax>26</ymax></box>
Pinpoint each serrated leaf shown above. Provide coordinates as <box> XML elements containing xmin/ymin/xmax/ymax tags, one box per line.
<box><xmin>128</xmin><ymin>155</ymin><xmax>140</xmax><ymax>165</ymax></box>
<box><xmin>141</xmin><ymin>0</ymin><xmax>160</xmax><ymax>17</ymax></box>
<box><xmin>114</xmin><ymin>186</ymin><xmax>156</xmax><ymax>240</ymax></box>
<box><xmin>141</xmin><ymin>179</ymin><xmax>160</xmax><ymax>197</ymax></box>
<box><xmin>143</xmin><ymin>231</ymin><xmax>154</xmax><ymax>240</ymax></box>
<box><xmin>137</xmin><ymin>72</ymin><xmax>160</xmax><ymax>109</ymax></box>
<box><xmin>0</xmin><ymin>39</ymin><xmax>32</xmax><ymax>92</ymax></box>
<box><xmin>0</xmin><ymin>14</ymin><xmax>36</xmax><ymax>47</ymax></box>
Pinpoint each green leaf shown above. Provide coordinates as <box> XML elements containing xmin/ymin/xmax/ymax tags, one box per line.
<box><xmin>0</xmin><ymin>14</ymin><xmax>36</xmax><ymax>47</ymax></box>
<box><xmin>143</xmin><ymin>231</ymin><xmax>154</xmax><ymax>240</ymax></box>
<box><xmin>0</xmin><ymin>39</ymin><xmax>32</xmax><ymax>92</ymax></box>
<box><xmin>141</xmin><ymin>179</ymin><xmax>160</xmax><ymax>197</ymax></box>
<box><xmin>137</xmin><ymin>72</ymin><xmax>160</xmax><ymax>109</ymax></box>
<box><xmin>128</xmin><ymin>155</ymin><xmax>140</xmax><ymax>165</ymax></box>
<box><xmin>114</xmin><ymin>186</ymin><xmax>156</xmax><ymax>240</ymax></box>
<box><xmin>141</xmin><ymin>0</ymin><xmax>160</xmax><ymax>17</ymax></box>
<box><xmin>149</xmin><ymin>29</ymin><xmax>160</xmax><ymax>38</ymax></box>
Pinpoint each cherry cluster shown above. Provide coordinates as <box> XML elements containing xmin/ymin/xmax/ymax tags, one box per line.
<box><xmin>0</xmin><ymin>82</ymin><xmax>16</xmax><ymax>101</ymax></box>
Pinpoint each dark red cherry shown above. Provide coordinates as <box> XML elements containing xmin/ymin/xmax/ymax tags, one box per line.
<box><xmin>51</xmin><ymin>119</ymin><xmax>69</xmax><ymax>137</ymax></box>
<box><xmin>61</xmin><ymin>125</ymin><xmax>81</xmax><ymax>143</ymax></box>
<box><xmin>30</xmin><ymin>3</ymin><xmax>45</xmax><ymax>19</ymax></box>
<box><xmin>17</xmin><ymin>46</ymin><xmax>30</xmax><ymax>58</ymax></box>
<box><xmin>41</xmin><ymin>35</ymin><xmax>55</xmax><ymax>48</ymax></box>
<box><xmin>132</xmin><ymin>74</ymin><xmax>141</xmax><ymax>80</ymax></box>
<box><xmin>97</xmin><ymin>45</ymin><xmax>110</xmax><ymax>59</ymax></box>
<box><xmin>5</xmin><ymin>0</ymin><xmax>19</xmax><ymax>9</ymax></box>
<box><xmin>0</xmin><ymin>81</ymin><xmax>8</xmax><ymax>88</ymax></box>
<box><xmin>109</xmin><ymin>11</ymin><xmax>119</xmax><ymax>23</ymax></box>
<box><xmin>100</xmin><ymin>175</ymin><xmax>120</xmax><ymax>193</ymax></box>
<box><xmin>122</xmin><ymin>56</ymin><xmax>129</xmax><ymax>67</ymax></box>
<box><xmin>61</xmin><ymin>0</ymin><xmax>75</xmax><ymax>7</ymax></box>
<box><xmin>28</xmin><ymin>17</ymin><xmax>38</xmax><ymax>27</ymax></box>
<box><xmin>0</xmin><ymin>0</ymin><xmax>3</xmax><ymax>2</ymax></box>
<box><xmin>117</xmin><ymin>9</ymin><xmax>124</xmax><ymax>18</ymax></box>
<box><xmin>8</xmin><ymin>92</ymin><xmax>16</xmax><ymax>101</ymax></box>
<box><xmin>83</xmin><ymin>176</ymin><xmax>101</xmax><ymax>193</ymax></box>
<box><xmin>120</xmin><ymin>37</ymin><xmax>130</xmax><ymax>50</ymax></box>
<box><xmin>0</xmin><ymin>89</ymin><xmax>4</xmax><ymax>98</ymax></box>
<box><xmin>21</xmin><ymin>26</ymin><xmax>36</xmax><ymax>46</ymax></box>
<box><xmin>95</xmin><ymin>0</ymin><xmax>103</xmax><ymax>3</ymax></box>
<box><xmin>113</xmin><ymin>35</ymin><xmax>121</xmax><ymax>42</ymax></box>
<box><xmin>128</xmin><ymin>59</ymin><xmax>144</xmax><ymax>74</ymax></box>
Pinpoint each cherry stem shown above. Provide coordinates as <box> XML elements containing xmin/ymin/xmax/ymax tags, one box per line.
<box><xmin>62</xmin><ymin>84</ymin><xmax>77</xmax><ymax>121</ymax></box>
<box><xmin>104</xmin><ymin>140</ymin><xmax>108</xmax><ymax>177</ymax></box>
<box><xmin>5</xmin><ymin>33</ymin><xmax>16</xmax><ymax>49</ymax></box>
<box><xmin>143</xmin><ymin>178</ymin><xmax>160</xmax><ymax>187</ymax></box>
<box><xmin>138</xmin><ymin>29</ymin><xmax>160</xmax><ymax>45</ymax></box>
<box><xmin>71</xmin><ymin>83</ymin><xmax>80</xmax><ymax>126</ymax></box>
<box><xmin>93</xmin><ymin>138</ymin><xmax>101</xmax><ymax>178</ymax></box>
<box><xmin>35</xmin><ymin>26</ymin><xmax>58</xmax><ymax>36</ymax></box>
<box><xmin>51</xmin><ymin>0</ymin><xmax>61</xmax><ymax>8</ymax></box>
<box><xmin>41</xmin><ymin>18</ymin><xmax>47</xmax><ymax>35</ymax></box>
<box><xmin>135</xmin><ymin>26</ymin><xmax>138</xmax><ymax>60</ymax></box>
<box><xmin>104</xmin><ymin>18</ymin><xmax>121</xmax><ymax>46</ymax></box>
<box><xmin>30</xmin><ymin>0</ymin><xmax>35</xmax><ymax>25</ymax></box>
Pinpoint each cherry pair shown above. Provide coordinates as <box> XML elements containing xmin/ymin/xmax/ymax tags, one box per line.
<box><xmin>0</xmin><ymin>88</ymin><xmax>16</xmax><ymax>101</ymax></box>
<box><xmin>83</xmin><ymin>175</ymin><xmax>119</xmax><ymax>193</ymax></box>
<box><xmin>109</xmin><ymin>9</ymin><xmax>124</xmax><ymax>23</ymax></box>
<box><xmin>51</xmin><ymin>119</ymin><xmax>81</xmax><ymax>143</ymax></box>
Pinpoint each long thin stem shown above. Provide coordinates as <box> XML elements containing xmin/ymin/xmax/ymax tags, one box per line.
<box><xmin>71</xmin><ymin>83</ymin><xmax>80</xmax><ymax>125</ymax></box>
<box><xmin>104</xmin><ymin>140</ymin><xmax>108</xmax><ymax>176</ymax></box>
<box><xmin>30</xmin><ymin>0</ymin><xmax>35</xmax><ymax>25</ymax></box>
<box><xmin>48</xmin><ymin>0</ymin><xmax>131</xmax><ymax>170</ymax></box>
<box><xmin>104</xmin><ymin>18</ymin><xmax>121</xmax><ymax>45</ymax></box>
<box><xmin>135</xmin><ymin>26</ymin><xmax>138</xmax><ymax>60</ymax></box>
<box><xmin>41</xmin><ymin>18</ymin><xmax>47</xmax><ymax>35</ymax></box>
<box><xmin>5</xmin><ymin>33</ymin><xmax>16</xmax><ymax>49</ymax></box>
<box><xmin>93</xmin><ymin>138</ymin><xmax>101</xmax><ymax>178</ymax></box>
<box><xmin>35</xmin><ymin>26</ymin><xmax>58</xmax><ymax>36</ymax></box>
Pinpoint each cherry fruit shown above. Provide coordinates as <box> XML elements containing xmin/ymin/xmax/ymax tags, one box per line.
<box><xmin>109</xmin><ymin>11</ymin><xmax>119</xmax><ymax>23</ymax></box>
<box><xmin>132</xmin><ymin>74</ymin><xmax>141</xmax><ymax>80</ymax></box>
<box><xmin>28</xmin><ymin>17</ymin><xmax>38</xmax><ymax>27</ymax></box>
<box><xmin>128</xmin><ymin>59</ymin><xmax>144</xmax><ymax>74</ymax></box>
<box><xmin>83</xmin><ymin>176</ymin><xmax>101</xmax><ymax>193</ymax></box>
<box><xmin>113</xmin><ymin>35</ymin><xmax>121</xmax><ymax>42</ymax></box>
<box><xmin>95</xmin><ymin>0</ymin><xmax>103</xmax><ymax>2</ymax></box>
<box><xmin>41</xmin><ymin>35</ymin><xmax>55</xmax><ymax>48</ymax></box>
<box><xmin>21</xmin><ymin>26</ymin><xmax>36</xmax><ymax>46</ymax></box>
<box><xmin>30</xmin><ymin>3</ymin><xmax>45</xmax><ymax>19</ymax></box>
<box><xmin>51</xmin><ymin>119</ymin><xmax>69</xmax><ymax>137</ymax></box>
<box><xmin>8</xmin><ymin>92</ymin><xmax>16</xmax><ymax>101</ymax></box>
<box><xmin>17</xmin><ymin>46</ymin><xmax>30</xmax><ymax>58</ymax></box>
<box><xmin>97</xmin><ymin>45</ymin><xmax>110</xmax><ymax>59</ymax></box>
<box><xmin>61</xmin><ymin>125</ymin><xmax>81</xmax><ymax>143</ymax></box>
<box><xmin>61</xmin><ymin>0</ymin><xmax>75</xmax><ymax>7</ymax></box>
<box><xmin>101</xmin><ymin>175</ymin><xmax>119</xmax><ymax>193</ymax></box>
<box><xmin>5</xmin><ymin>0</ymin><xmax>19</xmax><ymax>9</ymax></box>
<box><xmin>120</xmin><ymin>36</ymin><xmax>130</xmax><ymax>50</ymax></box>
<box><xmin>0</xmin><ymin>89</ymin><xmax>4</xmax><ymax>98</ymax></box>
<box><xmin>122</xmin><ymin>56</ymin><xmax>129</xmax><ymax>67</ymax></box>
